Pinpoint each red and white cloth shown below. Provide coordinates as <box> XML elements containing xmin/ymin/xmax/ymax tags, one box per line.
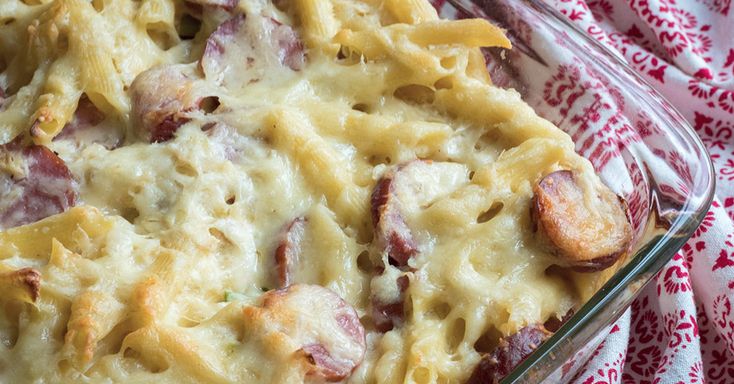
<box><xmin>430</xmin><ymin>0</ymin><xmax>734</xmax><ymax>382</ymax></box>
<box><xmin>543</xmin><ymin>1</ymin><xmax>734</xmax><ymax>383</ymax></box>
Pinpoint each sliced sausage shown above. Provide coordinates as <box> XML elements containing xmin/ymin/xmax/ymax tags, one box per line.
<box><xmin>244</xmin><ymin>284</ymin><xmax>366</xmax><ymax>382</ymax></box>
<box><xmin>129</xmin><ymin>65</ymin><xmax>209</xmax><ymax>143</ymax></box>
<box><xmin>371</xmin><ymin>160</ymin><xmax>468</xmax><ymax>267</ymax></box>
<box><xmin>271</xmin><ymin>18</ymin><xmax>306</xmax><ymax>72</ymax></box>
<box><xmin>531</xmin><ymin>170</ymin><xmax>632</xmax><ymax>272</ymax></box>
<box><xmin>370</xmin><ymin>160</ymin><xmax>468</xmax><ymax>332</ymax></box>
<box><xmin>369</xmin><ymin>162</ymin><xmax>417</xmax><ymax>332</ymax></box>
<box><xmin>273</xmin><ymin>217</ymin><xmax>307</xmax><ymax>288</ymax></box>
<box><xmin>467</xmin><ymin>325</ymin><xmax>551</xmax><ymax>384</ymax></box>
<box><xmin>54</xmin><ymin>96</ymin><xmax>122</xmax><ymax>149</ymax></box>
<box><xmin>0</xmin><ymin>142</ymin><xmax>77</xmax><ymax>229</ymax></box>
<box><xmin>371</xmin><ymin>172</ymin><xmax>418</xmax><ymax>268</ymax></box>
<box><xmin>200</xmin><ymin>14</ymin><xmax>305</xmax><ymax>88</ymax></box>
<box><xmin>543</xmin><ymin>309</ymin><xmax>574</xmax><ymax>333</ymax></box>
<box><xmin>371</xmin><ymin>274</ymin><xmax>409</xmax><ymax>332</ymax></box>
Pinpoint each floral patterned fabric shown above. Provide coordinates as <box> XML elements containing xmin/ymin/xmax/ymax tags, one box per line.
<box><xmin>429</xmin><ymin>0</ymin><xmax>734</xmax><ymax>382</ymax></box>
<box><xmin>545</xmin><ymin>1</ymin><xmax>734</xmax><ymax>383</ymax></box>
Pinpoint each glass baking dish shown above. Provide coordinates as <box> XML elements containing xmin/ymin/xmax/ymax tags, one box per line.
<box><xmin>438</xmin><ymin>0</ymin><xmax>716</xmax><ymax>382</ymax></box>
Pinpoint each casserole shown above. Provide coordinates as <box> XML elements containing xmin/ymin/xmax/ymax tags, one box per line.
<box><xmin>440</xmin><ymin>0</ymin><xmax>716</xmax><ymax>382</ymax></box>
<box><xmin>0</xmin><ymin>0</ymin><xmax>714</xmax><ymax>383</ymax></box>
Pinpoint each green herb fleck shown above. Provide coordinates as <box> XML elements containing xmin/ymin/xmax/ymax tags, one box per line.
<box><xmin>224</xmin><ymin>291</ymin><xmax>247</xmax><ymax>302</ymax></box>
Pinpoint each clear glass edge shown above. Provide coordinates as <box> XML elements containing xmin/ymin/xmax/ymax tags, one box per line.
<box><xmin>480</xmin><ymin>0</ymin><xmax>719</xmax><ymax>382</ymax></box>
<box><xmin>443</xmin><ymin>0</ymin><xmax>717</xmax><ymax>382</ymax></box>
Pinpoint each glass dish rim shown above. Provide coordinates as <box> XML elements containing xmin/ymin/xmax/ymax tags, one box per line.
<box><xmin>445</xmin><ymin>0</ymin><xmax>717</xmax><ymax>382</ymax></box>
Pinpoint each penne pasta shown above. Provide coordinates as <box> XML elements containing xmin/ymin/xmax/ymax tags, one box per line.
<box><xmin>384</xmin><ymin>0</ymin><xmax>439</xmax><ymax>24</ymax></box>
<box><xmin>293</xmin><ymin>0</ymin><xmax>340</xmax><ymax>54</ymax></box>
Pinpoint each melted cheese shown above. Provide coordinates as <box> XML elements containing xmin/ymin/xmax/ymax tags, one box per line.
<box><xmin>0</xmin><ymin>0</ymin><xmax>624</xmax><ymax>383</ymax></box>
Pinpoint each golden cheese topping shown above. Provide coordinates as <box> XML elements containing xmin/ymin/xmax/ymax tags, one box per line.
<box><xmin>0</xmin><ymin>0</ymin><xmax>632</xmax><ymax>383</ymax></box>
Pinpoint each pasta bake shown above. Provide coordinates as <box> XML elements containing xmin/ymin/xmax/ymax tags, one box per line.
<box><xmin>0</xmin><ymin>0</ymin><xmax>632</xmax><ymax>383</ymax></box>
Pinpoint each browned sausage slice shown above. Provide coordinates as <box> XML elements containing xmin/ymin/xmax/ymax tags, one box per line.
<box><xmin>200</xmin><ymin>14</ymin><xmax>305</xmax><ymax>88</ymax></box>
<box><xmin>0</xmin><ymin>142</ymin><xmax>77</xmax><ymax>229</ymax></box>
<box><xmin>273</xmin><ymin>217</ymin><xmax>307</xmax><ymax>288</ymax></box>
<box><xmin>244</xmin><ymin>284</ymin><xmax>366</xmax><ymax>382</ymax></box>
<box><xmin>467</xmin><ymin>325</ymin><xmax>551</xmax><ymax>384</ymax></box>
<box><xmin>531</xmin><ymin>170</ymin><xmax>632</xmax><ymax>272</ymax></box>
